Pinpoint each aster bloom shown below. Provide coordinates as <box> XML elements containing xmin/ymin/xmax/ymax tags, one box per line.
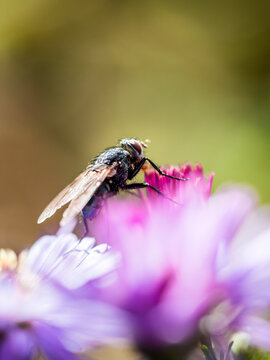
<box><xmin>91</xmin><ymin>166</ymin><xmax>252</xmax><ymax>350</ymax></box>
<box><xmin>0</xmin><ymin>234</ymin><xmax>126</xmax><ymax>360</ymax></box>
<box><xmin>89</xmin><ymin>164</ymin><xmax>270</xmax><ymax>359</ymax></box>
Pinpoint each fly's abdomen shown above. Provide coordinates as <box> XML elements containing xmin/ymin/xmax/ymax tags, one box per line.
<box><xmin>82</xmin><ymin>194</ymin><xmax>103</xmax><ymax>220</ymax></box>
<box><xmin>82</xmin><ymin>182</ymin><xmax>112</xmax><ymax>220</ymax></box>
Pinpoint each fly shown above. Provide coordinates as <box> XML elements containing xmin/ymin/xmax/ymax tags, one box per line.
<box><xmin>37</xmin><ymin>138</ymin><xmax>187</xmax><ymax>231</ymax></box>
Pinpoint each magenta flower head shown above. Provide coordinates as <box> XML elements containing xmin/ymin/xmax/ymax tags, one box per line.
<box><xmin>144</xmin><ymin>163</ymin><xmax>214</xmax><ymax>204</ymax></box>
<box><xmin>0</xmin><ymin>233</ymin><xmax>125</xmax><ymax>360</ymax></box>
<box><xmin>91</xmin><ymin>164</ymin><xmax>270</xmax><ymax>358</ymax></box>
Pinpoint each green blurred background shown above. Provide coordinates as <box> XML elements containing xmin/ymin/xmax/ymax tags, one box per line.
<box><xmin>1</xmin><ymin>0</ymin><xmax>270</xmax><ymax>253</ymax></box>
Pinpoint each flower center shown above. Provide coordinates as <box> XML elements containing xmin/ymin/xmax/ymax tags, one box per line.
<box><xmin>0</xmin><ymin>248</ymin><xmax>39</xmax><ymax>290</ymax></box>
<box><xmin>0</xmin><ymin>249</ymin><xmax>17</xmax><ymax>272</ymax></box>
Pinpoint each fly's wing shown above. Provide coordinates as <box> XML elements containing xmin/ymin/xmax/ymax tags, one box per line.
<box><xmin>37</xmin><ymin>165</ymin><xmax>114</xmax><ymax>224</ymax></box>
<box><xmin>60</xmin><ymin>166</ymin><xmax>114</xmax><ymax>226</ymax></box>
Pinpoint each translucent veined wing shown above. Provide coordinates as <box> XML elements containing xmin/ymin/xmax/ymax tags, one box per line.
<box><xmin>37</xmin><ymin>165</ymin><xmax>115</xmax><ymax>225</ymax></box>
<box><xmin>59</xmin><ymin>166</ymin><xmax>115</xmax><ymax>226</ymax></box>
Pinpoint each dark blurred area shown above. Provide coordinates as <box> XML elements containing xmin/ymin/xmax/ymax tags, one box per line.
<box><xmin>1</xmin><ymin>0</ymin><xmax>270</xmax><ymax>251</ymax></box>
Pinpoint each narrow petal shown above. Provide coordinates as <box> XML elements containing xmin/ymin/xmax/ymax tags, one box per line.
<box><xmin>25</xmin><ymin>234</ymin><xmax>79</xmax><ymax>276</ymax></box>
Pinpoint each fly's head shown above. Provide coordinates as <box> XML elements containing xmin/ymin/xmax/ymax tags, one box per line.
<box><xmin>120</xmin><ymin>138</ymin><xmax>147</xmax><ymax>162</ymax></box>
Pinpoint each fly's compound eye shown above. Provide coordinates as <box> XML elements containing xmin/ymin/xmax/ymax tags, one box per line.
<box><xmin>130</xmin><ymin>140</ymin><xmax>142</xmax><ymax>155</ymax></box>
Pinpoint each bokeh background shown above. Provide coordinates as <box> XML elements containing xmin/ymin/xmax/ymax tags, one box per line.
<box><xmin>1</xmin><ymin>0</ymin><xmax>270</xmax><ymax>253</ymax></box>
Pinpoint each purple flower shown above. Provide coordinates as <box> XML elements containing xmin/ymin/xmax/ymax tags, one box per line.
<box><xmin>91</xmin><ymin>164</ymin><xmax>270</xmax><ymax>356</ymax></box>
<box><xmin>0</xmin><ymin>234</ymin><xmax>125</xmax><ymax>360</ymax></box>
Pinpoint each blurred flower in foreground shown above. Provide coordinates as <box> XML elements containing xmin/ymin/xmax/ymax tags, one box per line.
<box><xmin>93</xmin><ymin>165</ymin><xmax>219</xmax><ymax>352</ymax></box>
<box><xmin>24</xmin><ymin>231</ymin><xmax>119</xmax><ymax>290</ymax></box>
<box><xmin>91</xmin><ymin>164</ymin><xmax>270</xmax><ymax>358</ymax></box>
<box><xmin>0</xmin><ymin>233</ymin><xmax>124</xmax><ymax>360</ymax></box>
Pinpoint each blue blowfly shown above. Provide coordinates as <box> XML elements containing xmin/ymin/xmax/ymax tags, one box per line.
<box><xmin>38</xmin><ymin>138</ymin><xmax>187</xmax><ymax>229</ymax></box>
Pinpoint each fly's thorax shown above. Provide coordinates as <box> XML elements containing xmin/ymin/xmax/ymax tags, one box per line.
<box><xmin>111</xmin><ymin>160</ymin><xmax>130</xmax><ymax>189</ymax></box>
<box><xmin>93</xmin><ymin>147</ymin><xmax>129</xmax><ymax>167</ymax></box>
<box><xmin>92</xmin><ymin>147</ymin><xmax>131</xmax><ymax>190</ymax></box>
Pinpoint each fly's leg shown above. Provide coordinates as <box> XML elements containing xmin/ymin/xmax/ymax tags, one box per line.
<box><xmin>81</xmin><ymin>216</ymin><xmax>89</xmax><ymax>239</ymax></box>
<box><xmin>129</xmin><ymin>157</ymin><xmax>188</xmax><ymax>181</ymax></box>
<box><xmin>80</xmin><ymin>206</ymin><xmax>90</xmax><ymax>239</ymax></box>
<box><xmin>123</xmin><ymin>183</ymin><xmax>179</xmax><ymax>205</ymax></box>
<box><xmin>127</xmin><ymin>158</ymin><xmax>147</xmax><ymax>179</ymax></box>
<box><xmin>145</xmin><ymin>158</ymin><xmax>188</xmax><ymax>181</ymax></box>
